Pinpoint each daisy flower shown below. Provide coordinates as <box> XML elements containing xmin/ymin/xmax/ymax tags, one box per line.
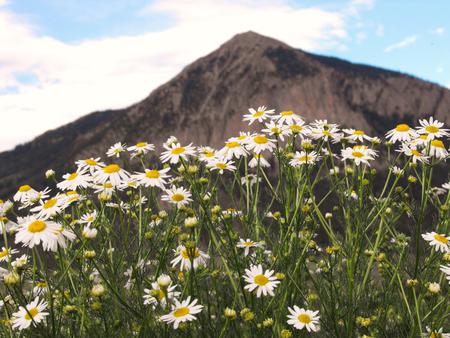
<box><xmin>197</xmin><ymin>146</ymin><xmax>217</xmax><ymax>162</ymax></box>
<box><xmin>207</xmin><ymin>158</ymin><xmax>237</xmax><ymax>174</ymax></box>
<box><xmin>243</xmin><ymin>264</ymin><xmax>280</xmax><ymax>297</ymax></box>
<box><xmin>440</xmin><ymin>265</ymin><xmax>450</xmax><ymax>284</ymax></box>
<box><xmin>65</xmin><ymin>191</ymin><xmax>81</xmax><ymax>205</ymax></box>
<box><xmin>47</xmin><ymin>225</ymin><xmax>76</xmax><ymax>251</ymax></box>
<box><xmin>143</xmin><ymin>282</ymin><xmax>180</xmax><ymax>308</ymax></box>
<box><xmin>261</xmin><ymin>121</ymin><xmax>289</xmax><ymax>141</ymax></box>
<box><xmin>429</xmin><ymin>139</ymin><xmax>448</xmax><ymax>159</ymax></box>
<box><xmin>31</xmin><ymin>195</ymin><xmax>67</xmax><ymax>219</ymax></box>
<box><xmin>82</xmin><ymin>226</ymin><xmax>98</xmax><ymax>239</ymax></box>
<box><xmin>310</xmin><ymin>125</ymin><xmax>341</xmax><ymax>142</ymax></box>
<box><xmin>13</xmin><ymin>185</ymin><xmax>38</xmax><ymax>203</ymax></box>
<box><xmin>310</xmin><ymin>119</ymin><xmax>338</xmax><ymax>130</ymax></box>
<box><xmin>417</xmin><ymin>117</ymin><xmax>449</xmax><ymax>139</ymax></box>
<box><xmin>106</xmin><ymin>142</ymin><xmax>126</xmax><ymax>158</ymax></box>
<box><xmin>14</xmin><ymin>216</ymin><xmax>59</xmax><ymax>251</ymax></box>
<box><xmin>160</xmin><ymin>297</ymin><xmax>203</xmax><ymax>329</ymax></box>
<box><xmin>248</xmin><ymin>154</ymin><xmax>271</xmax><ymax>168</ymax></box>
<box><xmin>422</xmin><ymin>232</ymin><xmax>450</xmax><ymax>253</ymax></box>
<box><xmin>219</xmin><ymin>138</ymin><xmax>249</xmax><ymax>160</ymax></box>
<box><xmin>285</xmin><ymin>120</ymin><xmax>310</xmax><ymax>137</ymax></box>
<box><xmin>133</xmin><ymin>168</ymin><xmax>170</xmax><ymax>189</ymax></box>
<box><xmin>442</xmin><ymin>182</ymin><xmax>450</xmax><ymax>191</ymax></box>
<box><xmin>343</xmin><ymin>129</ymin><xmax>372</xmax><ymax>143</ymax></box>
<box><xmin>274</xmin><ymin>110</ymin><xmax>303</xmax><ymax>125</ymax></box>
<box><xmin>385</xmin><ymin>123</ymin><xmax>418</xmax><ymax>143</ymax></box>
<box><xmin>127</xmin><ymin>142</ymin><xmax>155</xmax><ymax>158</ymax></box>
<box><xmin>170</xmin><ymin>245</ymin><xmax>209</xmax><ymax>271</ymax></box>
<box><xmin>79</xmin><ymin>210</ymin><xmax>98</xmax><ymax>226</ymax></box>
<box><xmin>11</xmin><ymin>297</ymin><xmax>49</xmax><ymax>331</ymax></box>
<box><xmin>290</xmin><ymin>151</ymin><xmax>319</xmax><ymax>167</ymax></box>
<box><xmin>287</xmin><ymin>306</ymin><xmax>320</xmax><ymax>332</ymax></box>
<box><xmin>20</xmin><ymin>188</ymin><xmax>51</xmax><ymax>209</ymax></box>
<box><xmin>341</xmin><ymin>145</ymin><xmax>376</xmax><ymax>166</ymax></box>
<box><xmin>93</xmin><ymin>182</ymin><xmax>115</xmax><ymax>196</ymax></box>
<box><xmin>11</xmin><ymin>254</ymin><xmax>28</xmax><ymax>269</ymax></box>
<box><xmin>398</xmin><ymin>143</ymin><xmax>429</xmax><ymax>164</ymax></box>
<box><xmin>160</xmin><ymin>143</ymin><xmax>196</xmax><ymax>164</ymax></box>
<box><xmin>0</xmin><ymin>247</ymin><xmax>19</xmax><ymax>262</ymax></box>
<box><xmin>75</xmin><ymin>157</ymin><xmax>105</xmax><ymax>174</ymax></box>
<box><xmin>57</xmin><ymin>170</ymin><xmax>92</xmax><ymax>191</ymax></box>
<box><xmin>242</xmin><ymin>106</ymin><xmax>274</xmax><ymax>125</ymax></box>
<box><xmin>93</xmin><ymin>164</ymin><xmax>130</xmax><ymax>186</ymax></box>
<box><xmin>0</xmin><ymin>216</ymin><xmax>16</xmax><ymax>234</ymax></box>
<box><xmin>161</xmin><ymin>186</ymin><xmax>192</xmax><ymax>207</ymax></box>
<box><xmin>246</xmin><ymin>134</ymin><xmax>276</xmax><ymax>154</ymax></box>
<box><xmin>33</xmin><ymin>281</ymin><xmax>49</xmax><ymax>296</ymax></box>
<box><xmin>236</xmin><ymin>239</ymin><xmax>263</xmax><ymax>256</ymax></box>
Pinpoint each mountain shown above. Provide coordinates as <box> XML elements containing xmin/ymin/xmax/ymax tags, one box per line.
<box><xmin>1</xmin><ymin>31</ymin><xmax>449</xmax><ymax>198</ymax></box>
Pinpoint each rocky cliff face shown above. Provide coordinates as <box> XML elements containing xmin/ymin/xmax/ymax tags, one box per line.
<box><xmin>1</xmin><ymin>31</ymin><xmax>449</xmax><ymax>197</ymax></box>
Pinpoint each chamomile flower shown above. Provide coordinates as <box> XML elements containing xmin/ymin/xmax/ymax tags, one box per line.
<box><xmin>207</xmin><ymin>158</ymin><xmax>237</xmax><ymax>174</ymax></box>
<box><xmin>243</xmin><ymin>106</ymin><xmax>274</xmax><ymax>125</ymax></box>
<box><xmin>0</xmin><ymin>217</ymin><xmax>17</xmax><ymax>234</ymax></box>
<box><xmin>287</xmin><ymin>306</ymin><xmax>320</xmax><ymax>332</ymax></box>
<box><xmin>143</xmin><ymin>282</ymin><xmax>180</xmax><ymax>308</ymax></box>
<box><xmin>82</xmin><ymin>226</ymin><xmax>98</xmax><ymax>239</ymax></box>
<box><xmin>243</xmin><ymin>264</ymin><xmax>280</xmax><ymax>297</ymax></box>
<box><xmin>422</xmin><ymin>232</ymin><xmax>450</xmax><ymax>253</ymax></box>
<box><xmin>93</xmin><ymin>164</ymin><xmax>129</xmax><ymax>186</ymax></box>
<box><xmin>0</xmin><ymin>247</ymin><xmax>19</xmax><ymax>262</ymax></box>
<box><xmin>262</xmin><ymin>121</ymin><xmax>289</xmax><ymax>141</ymax></box>
<box><xmin>75</xmin><ymin>157</ymin><xmax>105</xmax><ymax>174</ymax></box>
<box><xmin>398</xmin><ymin>143</ymin><xmax>429</xmax><ymax>164</ymax></box>
<box><xmin>246</xmin><ymin>134</ymin><xmax>276</xmax><ymax>154</ymax></box>
<box><xmin>160</xmin><ymin>142</ymin><xmax>196</xmax><ymax>164</ymax></box>
<box><xmin>47</xmin><ymin>225</ymin><xmax>76</xmax><ymax>251</ymax></box>
<box><xmin>236</xmin><ymin>239</ymin><xmax>263</xmax><ymax>256</ymax></box>
<box><xmin>93</xmin><ymin>182</ymin><xmax>115</xmax><ymax>196</ymax></box>
<box><xmin>310</xmin><ymin>125</ymin><xmax>341</xmax><ymax>142</ymax></box>
<box><xmin>290</xmin><ymin>151</ymin><xmax>319</xmax><ymax>167</ymax></box>
<box><xmin>106</xmin><ymin>142</ymin><xmax>126</xmax><ymax>158</ymax></box>
<box><xmin>219</xmin><ymin>138</ymin><xmax>249</xmax><ymax>160</ymax></box>
<box><xmin>14</xmin><ymin>216</ymin><xmax>59</xmax><ymax>250</ymax></box>
<box><xmin>197</xmin><ymin>146</ymin><xmax>217</xmax><ymax>162</ymax></box>
<box><xmin>13</xmin><ymin>185</ymin><xmax>38</xmax><ymax>203</ymax></box>
<box><xmin>285</xmin><ymin>120</ymin><xmax>310</xmax><ymax>137</ymax></box>
<box><xmin>170</xmin><ymin>245</ymin><xmax>209</xmax><ymax>271</ymax></box>
<box><xmin>12</xmin><ymin>254</ymin><xmax>28</xmax><ymax>269</ymax></box>
<box><xmin>275</xmin><ymin>110</ymin><xmax>303</xmax><ymax>125</ymax></box>
<box><xmin>20</xmin><ymin>188</ymin><xmax>51</xmax><ymax>208</ymax></box>
<box><xmin>161</xmin><ymin>186</ymin><xmax>192</xmax><ymax>207</ymax></box>
<box><xmin>127</xmin><ymin>142</ymin><xmax>155</xmax><ymax>158</ymax></box>
<box><xmin>57</xmin><ymin>170</ymin><xmax>92</xmax><ymax>191</ymax></box>
<box><xmin>417</xmin><ymin>117</ymin><xmax>449</xmax><ymax>139</ymax></box>
<box><xmin>79</xmin><ymin>210</ymin><xmax>97</xmax><ymax>226</ymax></box>
<box><xmin>429</xmin><ymin>139</ymin><xmax>448</xmax><ymax>159</ymax></box>
<box><xmin>160</xmin><ymin>297</ymin><xmax>203</xmax><ymax>329</ymax></box>
<box><xmin>133</xmin><ymin>168</ymin><xmax>171</xmax><ymax>189</ymax></box>
<box><xmin>31</xmin><ymin>195</ymin><xmax>67</xmax><ymax>219</ymax></box>
<box><xmin>11</xmin><ymin>297</ymin><xmax>49</xmax><ymax>331</ymax></box>
<box><xmin>440</xmin><ymin>265</ymin><xmax>450</xmax><ymax>283</ymax></box>
<box><xmin>33</xmin><ymin>281</ymin><xmax>49</xmax><ymax>296</ymax></box>
<box><xmin>442</xmin><ymin>182</ymin><xmax>450</xmax><ymax>190</ymax></box>
<box><xmin>385</xmin><ymin>123</ymin><xmax>418</xmax><ymax>143</ymax></box>
<box><xmin>341</xmin><ymin>145</ymin><xmax>376</xmax><ymax>166</ymax></box>
<box><xmin>248</xmin><ymin>154</ymin><xmax>271</xmax><ymax>168</ymax></box>
<box><xmin>343</xmin><ymin>129</ymin><xmax>372</xmax><ymax>142</ymax></box>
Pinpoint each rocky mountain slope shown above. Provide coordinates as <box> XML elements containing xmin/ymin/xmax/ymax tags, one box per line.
<box><xmin>1</xmin><ymin>31</ymin><xmax>449</xmax><ymax>198</ymax></box>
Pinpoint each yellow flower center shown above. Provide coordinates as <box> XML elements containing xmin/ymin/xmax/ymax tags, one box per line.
<box><xmin>85</xmin><ymin>159</ymin><xmax>97</xmax><ymax>166</ymax></box>
<box><xmin>237</xmin><ymin>135</ymin><xmax>247</xmax><ymax>141</ymax></box>
<box><xmin>0</xmin><ymin>217</ymin><xmax>8</xmax><ymax>223</ymax></box>
<box><xmin>289</xmin><ymin>125</ymin><xmax>302</xmax><ymax>133</ymax></box>
<box><xmin>395</xmin><ymin>124</ymin><xmax>410</xmax><ymax>132</ymax></box>
<box><xmin>103</xmin><ymin>164</ymin><xmax>120</xmax><ymax>174</ymax></box>
<box><xmin>281</xmin><ymin>110</ymin><xmax>294</xmax><ymax>116</ymax></box>
<box><xmin>204</xmin><ymin>151</ymin><xmax>214</xmax><ymax>157</ymax></box>
<box><xmin>171</xmin><ymin>194</ymin><xmax>185</xmax><ymax>202</ymax></box>
<box><xmin>24</xmin><ymin>308</ymin><xmax>39</xmax><ymax>321</ymax></box>
<box><xmin>254</xmin><ymin>274</ymin><xmax>269</xmax><ymax>286</ymax></box>
<box><xmin>425</xmin><ymin>125</ymin><xmax>439</xmax><ymax>133</ymax></box>
<box><xmin>171</xmin><ymin>147</ymin><xmax>185</xmax><ymax>155</ymax></box>
<box><xmin>216</xmin><ymin>163</ymin><xmax>227</xmax><ymax>170</ymax></box>
<box><xmin>298</xmin><ymin>155</ymin><xmax>312</xmax><ymax>162</ymax></box>
<box><xmin>354</xmin><ymin>130</ymin><xmax>365</xmax><ymax>135</ymax></box>
<box><xmin>104</xmin><ymin>183</ymin><xmax>113</xmax><ymax>188</ymax></box>
<box><xmin>253</xmin><ymin>111</ymin><xmax>265</xmax><ymax>118</ymax></box>
<box><xmin>43</xmin><ymin>199</ymin><xmax>57</xmax><ymax>209</ymax></box>
<box><xmin>271</xmin><ymin>127</ymin><xmax>281</xmax><ymax>134</ymax></box>
<box><xmin>431</xmin><ymin>139</ymin><xmax>444</xmax><ymax>149</ymax></box>
<box><xmin>174</xmin><ymin>307</ymin><xmax>190</xmax><ymax>318</ymax></box>
<box><xmin>87</xmin><ymin>217</ymin><xmax>94</xmax><ymax>222</ymax></box>
<box><xmin>19</xmin><ymin>185</ymin><xmax>32</xmax><ymax>192</ymax></box>
<box><xmin>253</xmin><ymin>135</ymin><xmax>268</xmax><ymax>144</ymax></box>
<box><xmin>411</xmin><ymin>149</ymin><xmax>422</xmax><ymax>157</ymax></box>
<box><xmin>226</xmin><ymin>141</ymin><xmax>240</xmax><ymax>148</ymax></box>
<box><xmin>181</xmin><ymin>248</ymin><xmax>200</xmax><ymax>259</ymax></box>
<box><xmin>67</xmin><ymin>172</ymin><xmax>78</xmax><ymax>181</ymax></box>
<box><xmin>351</xmin><ymin>151</ymin><xmax>364</xmax><ymax>158</ymax></box>
<box><xmin>0</xmin><ymin>249</ymin><xmax>8</xmax><ymax>258</ymax></box>
<box><xmin>243</xmin><ymin>241</ymin><xmax>255</xmax><ymax>247</ymax></box>
<box><xmin>158</xmin><ymin>290</ymin><xmax>165</xmax><ymax>301</ymax></box>
<box><xmin>136</xmin><ymin>142</ymin><xmax>147</xmax><ymax>148</ymax></box>
<box><xmin>145</xmin><ymin>170</ymin><xmax>160</xmax><ymax>179</ymax></box>
<box><xmin>28</xmin><ymin>220</ymin><xmax>47</xmax><ymax>233</ymax></box>
<box><xmin>297</xmin><ymin>313</ymin><xmax>312</xmax><ymax>324</ymax></box>
<box><xmin>36</xmin><ymin>281</ymin><xmax>48</xmax><ymax>288</ymax></box>
<box><xmin>434</xmin><ymin>234</ymin><xmax>448</xmax><ymax>244</ymax></box>
<box><xmin>323</xmin><ymin>130</ymin><xmax>331</xmax><ymax>137</ymax></box>
<box><xmin>419</xmin><ymin>134</ymin><xmax>428</xmax><ymax>140</ymax></box>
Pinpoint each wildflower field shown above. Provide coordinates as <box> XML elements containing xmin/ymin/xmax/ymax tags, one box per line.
<box><xmin>0</xmin><ymin>108</ymin><xmax>449</xmax><ymax>337</ymax></box>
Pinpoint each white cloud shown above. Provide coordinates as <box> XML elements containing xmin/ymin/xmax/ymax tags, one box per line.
<box><xmin>356</xmin><ymin>31</ymin><xmax>367</xmax><ymax>42</ymax></box>
<box><xmin>384</xmin><ymin>35</ymin><xmax>418</xmax><ymax>52</ymax></box>
<box><xmin>375</xmin><ymin>24</ymin><xmax>384</xmax><ymax>37</ymax></box>
<box><xmin>0</xmin><ymin>0</ymin><xmax>358</xmax><ymax>151</ymax></box>
<box><xmin>436</xmin><ymin>65</ymin><xmax>444</xmax><ymax>74</ymax></box>
<box><xmin>432</xmin><ymin>27</ymin><xmax>445</xmax><ymax>36</ymax></box>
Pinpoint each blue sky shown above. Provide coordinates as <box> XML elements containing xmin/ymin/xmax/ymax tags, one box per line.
<box><xmin>0</xmin><ymin>0</ymin><xmax>449</xmax><ymax>150</ymax></box>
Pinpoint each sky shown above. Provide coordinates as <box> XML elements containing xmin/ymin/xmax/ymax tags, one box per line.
<box><xmin>0</xmin><ymin>0</ymin><xmax>449</xmax><ymax>151</ymax></box>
